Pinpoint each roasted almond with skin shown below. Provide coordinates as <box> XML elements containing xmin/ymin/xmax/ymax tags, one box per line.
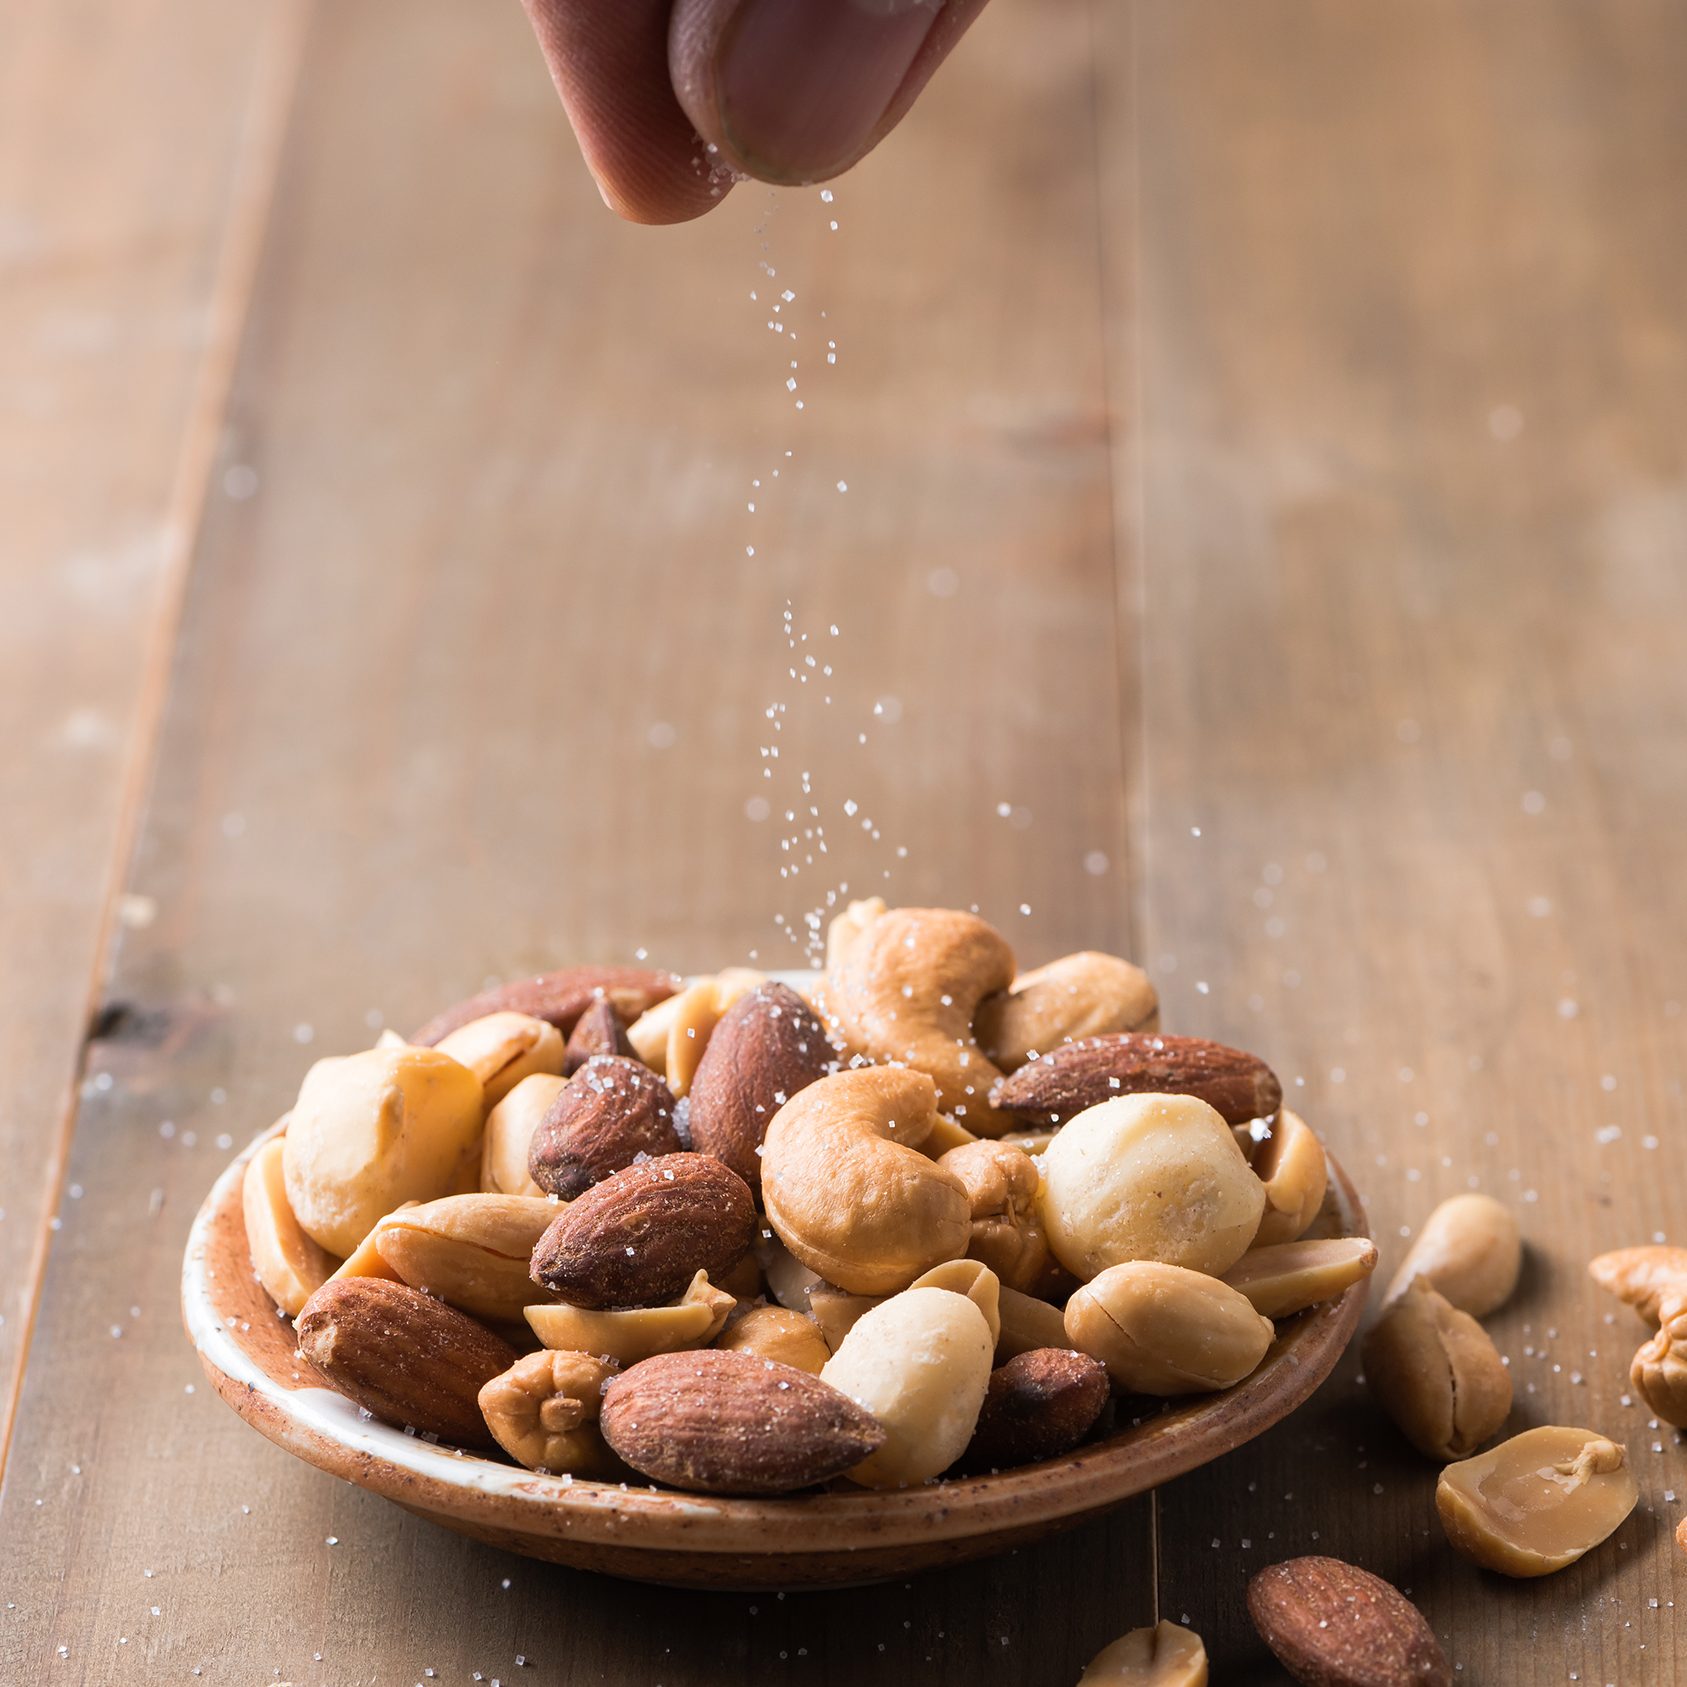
<box><xmin>295</xmin><ymin>1277</ymin><xmax>516</xmax><ymax>1450</ymax></box>
<box><xmin>599</xmin><ymin>1348</ymin><xmax>886</xmax><ymax>1494</ymax></box>
<box><xmin>1247</xmin><ymin>1556</ymin><xmax>1450</xmax><ymax>1687</ymax></box>
<box><xmin>954</xmin><ymin>1347</ymin><xmax>1109</xmax><ymax>1473</ymax></box>
<box><xmin>687</xmin><ymin>982</ymin><xmax>834</xmax><ymax>1194</ymax></box>
<box><xmin>529</xmin><ymin>1152</ymin><xmax>755</xmax><ymax>1309</ymax></box>
<box><xmin>561</xmin><ymin>996</ymin><xmax>635</xmax><ymax>1075</ymax></box>
<box><xmin>410</xmin><ymin>965</ymin><xmax>679</xmax><ymax>1047</ymax></box>
<box><xmin>526</xmin><ymin>1055</ymin><xmax>681</xmax><ymax>1199</ymax></box>
<box><xmin>990</xmin><ymin>1033</ymin><xmax>1282</xmax><ymax>1129</ymax></box>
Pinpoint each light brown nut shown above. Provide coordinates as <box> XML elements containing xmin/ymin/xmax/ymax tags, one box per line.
<box><xmin>991</xmin><ymin>1033</ymin><xmax>1281</xmax><ymax>1131</ymax></box>
<box><xmin>295</xmin><ymin>1277</ymin><xmax>517</xmax><ymax>1450</ymax></box>
<box><xmin>410</xmin><ymin>964</ymin><xmax>679</xmax><ymax>1047</ymax></box>
<box><xmin>908</xmin><ymin>1258</ymin><xmax>1002</xmax><ymax>1346</ymax></box>
<box><xmin>1630</xmin><ymin>1295</ymin><xmax>1687</xmax><ymax>1427</ymax></box>
<box><xmin>976</xmin><ymin>951</ymin><xmax>1160</xmax><ymax>1074</ymax></box>
<box><xmin>1247</xmin><ymin>1557</ymin><xmax>1450</xmax><ymax>1687</ymax></box>
<box><xmin>1250</xmin><ymin>1110</ymin><xmax>1328</xmax><ymax>1247</ymax></box>
<box><xmin>525</xmin><ymin>1056</ymin><xmax>681</xmax><ymax>1200</ymax></box>
<box><xmin>824</xmin><ymin>896</ymin><xmax>887</xmax><ymax>970</ymax></box>
<box><xmin>714</xmin><ymin>1304</ymin><xmax>831</xmax><ymax>1374</ymax></box>
<box><xmin>1385</xmin><ymin>1193</ymin><xmax>1522</xmax><ymax>1318</ymax></box>
<box><xmin>478</xmin><ymin>1350</ymin><xmax>621</xmax><ymax>1474</ymax></box>
<box><xmin>479</xmin><ymin>1073</ymin><xmax>562</xmax><ymax>1196</ymax></box>
<box><xmin>626</xmin><ymin>968</ymin><xmax>765</xmax><ymax>1097</ymax></box>
<box><xmin>1588</xmin><ymin>1244</ymin><xmax>1687</xmax><ymax>1324</ymax></box>
<box><xmin>955</xmin><ymin>1347</ymin><xmax>1109</xmax><ymax>1474</ymax></box>
<box><xmin>1066</xmin><ymin>1262</ymin><xmax>1273</xmax><ymax>1395</ymax></box>
<box><xmin>560</xmin><ymin>996</ymin><xmax>635</xmax><ymax>1075</ymax></box>
<box><xmin>524</xmin><ymin>1269</ymin><xmax>734</xmax><ymax>1363</ymax></box>
<box><xmin>687</xmin><ymin>982</ymin><xmax>835</xmax><ymax>1195</ymax></box>
<box><xmin>937</xmin><ymin>1139</ymin><xmax>1050</xmax><ymax>1293</ymax></box>
<box><xmin>282</xmin><ymin>1045</ymin><xmax>484</xmax><ymax>1256</ymax></box>
<box><xmin>1039</xmin><ymin>1094</ymin><xmax>1266</xmax><ymax>1281</ymax></box>
<box><xmin>529</xmin><ymin>1152</ymin><xmax>755</xmax><ymax>1309</ymax></box>
<box><xmin>821</xmin><ymin>1286</ymin><xmax>995</xmax><ymax>1488</ymax></box>
<box><xmin>600</xmin><ymin>1348</ymin><xmax>885</xmax><ymax>1494</ymax></box>
<box><xmin>1437</xmin><ymin>1426</ymin><xmax>1638</xmax><ymax>1576</ymax></box>
<box><xmin>761</xmin><ymin>1066</ymin><xmax>971</xmax><ymax>1296</ymax></box>
<box><xmin>808</xmin><ymin>1289</ymin><xmax>886</xmax><ymax>1353</ymax></box>
<box><xmin>823</xmin><ymin>905</ymin><xmax>1018</xmax><ymax>1135</ymax></box>
<box><xmin>371</xmin><ymin>1194</ymin><xmax>560</xmax><ymax>1324</ymax></box>
<box><xmin>243</xmin><ymin>1135</ymin><xmax>335</xmax><ymax>1317</ymax></box>
<box><xmin>996</xmin><ymin>1284</ymin><xmax>1072</xmax><ymax>1360</ymax></box>
<box><xmin>1361</xmin><ymin>1279</ymin><xmax>1511</xmax><ymax>1461</ymax></box>
<box><xmin>328</xmin><ymin>1203</ymin><xmax>416</xmax><ymax>1284</ymax></box>
<box><xmin>1223</xmin><ymin>1237</ymin><xmax>1379</xmax><ymax>1319</ymax></box>
<box><xmin>432</xmin><ymin>1011</ymin><xmax>565</xmax><ymax>1110</ymax></box>
<box><xmin>1000</xmin><ymin>1126</ymin><xmax>1058</xmax><ymax>1157</ymax></box>
<box><xmin>1078</xmin><ymin>1621</ymin><xmax>1209</xmax><ymax>1686</ymax></box>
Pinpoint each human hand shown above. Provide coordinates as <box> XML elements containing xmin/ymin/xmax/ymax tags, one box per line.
<box><xmin>521</xmin><ymin>0</ymin><xmax>992</xmax><ymax>224</ymax></box>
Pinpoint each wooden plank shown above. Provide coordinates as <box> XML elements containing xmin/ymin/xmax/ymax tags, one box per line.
<box><xmin>0</xmin><ymin>0</ymin><xmax>305</xmax><ymax>1460</ymax></box>
<box><xmin>1105</xmin><ymin>1</ymin><xmax>1687</xmax><ymax>1677</ymax></box>
<box><xmin>0</xmin><ymin>1</ymin><xmax>1153</xmax><ymax>1680</ymax></box>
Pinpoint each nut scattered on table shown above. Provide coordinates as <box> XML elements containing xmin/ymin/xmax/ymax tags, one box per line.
<box><xmin>1588</xmin><ymin>1243</ymin><xmax>1687</xmax><ymax>1324</ymax></box>
<box><xmin>1436</xmin><ymin>1425</ymin><xmax>1638</xmax><ymax>1576</ymax></box>
<box><xmin>1384</xmin><ymin>1193</ymin><xmax>1522</xmax><ymax>1318</ymax></box>
<box><xmin>1076</xmin><ymin>1619</ymin><xmax>1208</xmax><ymax>1685</ymax></box>
<box><xmin>1629</xmin><ymin>1293</ymin><xmax>1687</xmax><ymax>1427</ymax></box>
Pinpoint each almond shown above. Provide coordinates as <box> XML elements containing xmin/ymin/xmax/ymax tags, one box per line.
<box><xmin>294</xmin><ymin>1277</ymin><xmax>517</xmax><ymax>1450</ymax></box>
<box><xmin>1247</xmin><ymin>1556</ymin><xmax>1449</xmax><ymax>1687</ymax></box>
<box><xmin>410</xmin><ymin>965</ymin><xmax>678</xmax><ymax>1047</ymax></box>
<box><xmin>599</xmin><ymin>1348</ymin><xmax>885</xmax><ymax>1494</ymax></box>
<box><xmin>561</xmin><ymin>997</ymin><xmax>635</xmax><ymax>1075</ymax></box>
<box><xmin>526</xmin><ymin>1055</ymin><xmax>681</xmax><ymax>1199</ymax></box>
<box><xmin>954</xmin><ymin>1347</ymin><xmax>1109</xmax><ymax>1473</ymax></box>
<box><xmin>529</xmin><ymin>1152</ymin><xmax>755</xmax><ymax>1309</ymax></box>
<box><xmin>687</xmin><ymin>982</ymin><xmax>834</xmax><ymax>1194</ymax></box>
<box><xmin>990</xmin><ymin>1033</ymin><xmax>1281</xmax><ymax>1128</ymax></box>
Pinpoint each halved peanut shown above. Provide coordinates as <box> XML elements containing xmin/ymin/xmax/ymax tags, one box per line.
<box><xmin>809</xmin><ymin>1289</ymin><xmax>885</xmax><ymax>1353</ymax></box>
<box><xmin>1079</xmin><ymin>1620</ymin><xmax>1208</xmax><ymax>1685</ymax></box>
<box><xmin>1386</xmin><ymin>1193</ymin><xmax>1521</xmax><ymax>1317</ymax></box>
<box><xmin>626</xmin><ymin>969</ymin><xmax>765</xmax><ymax>1097</ymax></box>
<box><xmin>434</xmin><ymin>1011</ymin><xmax>565</xmax><ymax>1110</ymax></box>
<box><xmin>328</xmin><ymin>1200</ymin><xmax>419</xmax><ymax>1284</ymax></box>
<box><xmin>908</xmin><ymin>1258</ymin><xmax>1002</xmax><ymax>1347</ymax></box>
<box><xmin>524</xmin><ymin>1270</ymin><xmax>734</xmax><ymax>1364</ymax></box>
<box><xmin>1251</xmin><ymin>1110</ymin><xmax>1327</xmax><ymax>1247</ymax></box>
<box><xmin>1223</xmin><ymin>1237</ymin><xmax>1378</xmax><ymax>1318</ymax></box>
<box><xmin>996</xmin><ymin>1284</ymin><xmax>1072</xmax><ymax>1360</ymax></box>
<box><xmin>480</xmin><ymin>1073</ymin><xmax>564</xmax><ymax>1196</ymax></box>
<box><xmin>373</xmin><ymin>1193</ymin><xmax>559</xmax><ymax>1323</ymax></box>
<box><xmin>242</xmin><ymin>1136</ymin><xmax>335</xmax><ymax>1317</ymax></box>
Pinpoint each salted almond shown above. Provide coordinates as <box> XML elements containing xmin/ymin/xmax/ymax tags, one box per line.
<box><xmin>243</xmin><ymin>1135</ymin><xmax>335</xmax><ymax>1317</ymax></box>
<box><xmin>955</xmin><ymin>1348</ymin><xmax>1109</xmax><ymax>1474</ymax></box>
<box><xmin>561</xmin><ymin>996</ymin><xmax>635</xmax><ymax>1075</ymax></box>
<box><xmin>526</xmin><ymin>1056</ymin><xmax>681</xmax><ymax>1199</ymax></box>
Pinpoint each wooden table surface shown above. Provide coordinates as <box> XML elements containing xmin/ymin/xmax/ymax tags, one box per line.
<box><xmin>3</xmin><ymin>1</ymin><xmax>1683</xmax><ymax>1680</ymax></box>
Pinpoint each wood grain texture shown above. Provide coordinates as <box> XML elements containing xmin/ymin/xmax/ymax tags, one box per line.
<box><xmin>0</xmin><ymin>0</ymin><xmax>303</xmax><ymax>1459</ymax></box>
<box><xmin>1106</xmin><ymin>1</ymin><xmax>1687</xmax><ymax>1678</ymax></box>
<box><xmin>0</xmin><ymin>0</ymin><xmax>1152</xmax><ymax>1681</ymax></box>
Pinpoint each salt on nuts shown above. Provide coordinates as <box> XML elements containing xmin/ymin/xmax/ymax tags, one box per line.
<box><xmin>822</xmin><ymin>905</ymin><xmax>1018</xmax><ymax>1136</ymax></box>
<box><xmin>477</xmin><ymin>1350</ymin><xmax>621</xmax><ymax>1475</ymax></box>
<box><xmin>1384</xmin><ymin>1192</ymin><xmax>1521</xmax><ymax>1318</ymax></box>
<box><xmin>1222</xmin><ymin>1236</ymin><xmax>1379</xmax><ymax>1319</ymax></box>
<box><xmin>714</xmin><ymin>1304</ymin><xmax>831</xmax><ymax>1375</ymax></box>
<box><xmin>625</xmin><ymin>968</ymin><xmax>765</xmax><ymax>1097</ymax></box>
<box><xmin>371</xmin><ymin>1194</ymin><xmax>560</xmax><ymax>1324</ymax></box>
<box><xmin>526</xmin><ymin>1055</ymin><xmax>681</xmax><ymax>1199</ymax></box>
<box><xmin>1065</xmin><ymin>1262</ymin><xmax>1274</xmax><ymax>1395</ymax></box>
<box><xmin>974</xmin><ymin>950</ymin><xmax>1160</xmax><ymax>1073</ymax></box>
<box><xmin>821</xmin><ymin>1286</ymin><xmax>995</xmax><ymax>1487</ymax></box>
<box><xmin>523</xmin><ymin>1270</ymin><xmax>735</xmax><ymax>1364</ymax></box>
<box><xmin>1361</xmin><ymin>1279</ymin><xmax>1512</xmax><ymax>1461</ymax></box>
<box><xmin>479</xmin><ymin>1073</ymin><xmax>562</xmax><ymax>1196</ymax></box>
<box><xmin>282</xmin><ymin>1044</ymin><xmax>484</xmax><ymax>1256</ymax></box>
<box><xmin>996</xmin><ymin>1283</ymin><xmax>1072</xmax><ymax>1360</ymax></box>
<box><xmin>908</xmin><ymin>1258</ymin><xmax>1003</xmax><ymax>1347</ymax></box>
<box><xmin>1630</xmin><ymin>1294</ymin><xmax>1687</xmax><ymax>1427</ymax></box>
<box><xmin>1077</xmin><ymin>1620</ymin><xmax>1208</xmax><ymax>1686</ymax></box>
<box><xmin>1436</xmin><ymin>1425</ymin><xmax>1638</xmax><ymax>1576</ymax></box>
<box><xmin>760</xmin><ymin>1066</ymin><xmax>971</xmax><ymax>1296</ymax></box>
<box><xmin>1039</xmin><ymin>1094</ymin><xmax>1266</xmax><ymax>1282</ymax></box>
<box><xmin>937</xmin><ymin>1139</ymin><xmax>1050</xmax><ymax>1292</ymax></box>
<box><xmin>1249</xmin><ymin>1110</ymin><xmax>1328</xmax><ymax>1247</ymax></box>
<box><xmin>432</xmin><ymin>1011</ymin><xmax>565</xmax><ymax>1111</ymax></box>
<box><xmin>241</xmin><ymin>1136</ymin><xmax>335</xmax><ymax>1317</ymax></box>
<box><xmin>1588</xmin><ymin>1244</ymin><xmax>1687</xmax><ymax>1324</ymax></box>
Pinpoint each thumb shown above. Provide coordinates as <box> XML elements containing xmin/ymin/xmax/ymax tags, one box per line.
<box><xmin>669</xmin><ymin>0</ymin><xmax>992</xmax><ymax>187</ymax></box>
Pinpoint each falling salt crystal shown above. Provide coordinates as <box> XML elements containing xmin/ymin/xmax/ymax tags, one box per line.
<box><xmin>1084</xmin><ymin>851</ymin><xmax>1110</xmax><ymax>876</ymax></box>
<box><xmin>836</xmin><ymin>480</ymin><xmax>848</xmax><ymax>493</ymax></box>
<box><xmin>820</xmin><ymin>189</ymin><xmax>834</xmax><ymax>202</ymax></box>
<box><xmin>786</xmin><ymin>377</ymin><xmax>797</xmax><ymax>391</ymax></box>
<box><xmin>1522</xmin><ymin>790</ymin><xmax>1546</xmax><ymax>815</ymax></box>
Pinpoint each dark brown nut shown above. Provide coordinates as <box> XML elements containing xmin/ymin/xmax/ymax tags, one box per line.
<box><xmin>687</xmin><ymin>982</ymin><xmax>835</xmax><ymax>1195</ymax></box>
<box><xmin>410</xmin><ymin>965</ymin><xmax>679</xmax><ymax>1047</ymax></box>
<box><xmin>529</xmin><ymin>1152</ymin><xmax>756</xmax><ymax>1309</ymax></box>
<box><xmin>599</xmin><ymin>1348</ymin><xmax>885</xmax><ymax>1494</ymax></box>
<box><xmin>989</xmin><ymin>1033</ymin><xmax>1282</xmax><ymax>1129</ymax></box>
<box><xmin>295</xmin><ymin>1277</ymin><xmax>517</xmax><ymax>1450</ymax></box>
<box><xmin>527</xmin><ymin>1055</ymin><xmax>681</xmax><ymax>1199</ymax></box>
<box><xmin>936</xmin><ymin>1139</ymin><xmax>1050</xmax><ymax>1292</ymax></box>
<box><xmin>954</xmin><ymin>1347</ymin><xmax>1109</xmax><ymax>1473</ymax></box>
<box><xmin>1247</xmin><ymin>1556</ymin><xmax>1450</xmax><ymax>1687</ymax></box>
<box><xmin>561</xmin><ymin>996</ymin><xmax>635</xmax><ymax>1075</ymax></box>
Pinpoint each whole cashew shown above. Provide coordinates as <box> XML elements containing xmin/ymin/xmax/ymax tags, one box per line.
<box><xmin>761</xmin><ymin>1066</ymin><xmax>971</xmax><ymax>1296</ymax></box>
<box><xmin>823</xmin><ymin>906</ymin><xmax>1018</xmax><ymax>1136</ymax></box>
